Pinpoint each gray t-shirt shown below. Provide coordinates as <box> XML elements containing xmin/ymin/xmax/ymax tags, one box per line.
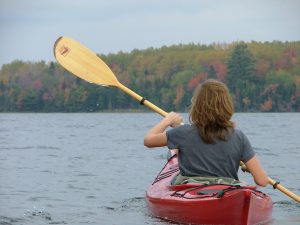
<box><xmin>166</xmin><ymin>124</ymin><xmax>255</xmax><ymax>180</ymax></box>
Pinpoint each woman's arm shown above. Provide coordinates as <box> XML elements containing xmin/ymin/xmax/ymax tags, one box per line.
<box><xmin>244</xmin><ymin>155</ymin><xmax>268</xmax><ymax>187</ymax></box>
<box><xmin>144</xmin><ymin>112</ymin><xmax>183</xmax><ymax>148</ymax></box>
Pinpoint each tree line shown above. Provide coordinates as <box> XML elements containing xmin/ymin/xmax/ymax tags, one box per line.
<box><xmin>1</xmin><ymin>41</ymin><xmax>300</xmax><ymax>112</ymax></box>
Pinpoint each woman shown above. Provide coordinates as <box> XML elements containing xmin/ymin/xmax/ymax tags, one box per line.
<box><xmin>144</xmin><ymin>79</ymin><xmax>268</xmax><ymax>186</ymax></box>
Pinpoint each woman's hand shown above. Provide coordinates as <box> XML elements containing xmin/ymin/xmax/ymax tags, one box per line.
<box><xmin>164</xmin><ymin>112</ymin><xmax>183</xmax><ymax>127</ymax></box>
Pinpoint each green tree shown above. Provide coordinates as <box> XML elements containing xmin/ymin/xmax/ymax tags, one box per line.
<box><xmin>21</xmin><ymin>89</ymin><xmax>42</xmax><ymax>111</ymax></box>
<box><xmin>227</xmin><ymin>43</ymin><xmax>259</xmax><ymax>111</ymax></box>
<box><xmin>64</xmin><ymin>86</ymin><xmax>87</xmax><ymax>112</ymax></box>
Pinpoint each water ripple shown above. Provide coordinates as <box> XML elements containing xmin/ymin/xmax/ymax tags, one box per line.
<box><xmin>1</xmin><ymin>113</ymin><xmax>299</xmax><ymax>225</ymax></box>
<box><xmin>0</xmin><ymin>216</ymin><xmax>26</xmax><ymax>225</ymax></box>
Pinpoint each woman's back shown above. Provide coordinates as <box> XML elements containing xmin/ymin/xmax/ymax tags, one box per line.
<box><xmin>167</xmin><ymin>124</ymin><xmax>255</xmax><ymax>180</ymax></box>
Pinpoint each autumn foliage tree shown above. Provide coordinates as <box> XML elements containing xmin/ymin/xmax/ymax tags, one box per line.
<box><xmin>1</xmin><ymin>41</ymin><xmax>300</xmax><ymax>112</ymax></box>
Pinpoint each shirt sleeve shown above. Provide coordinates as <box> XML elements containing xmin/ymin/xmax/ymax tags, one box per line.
<box><xmin>241</xmin><ymin>131</ymin><xmax>255</xmax><ymax>162</ymax></box>
<box><xmin>166</xmin><ymin>125</ymin><xmax>186</xmax><ymax>150</ymax></box>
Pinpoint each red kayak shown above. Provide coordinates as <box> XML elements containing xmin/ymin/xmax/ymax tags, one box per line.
<box><xmin>146</xmin><ymin>153</ymin><xmax>273</xmax><ymax>225</ymax></box>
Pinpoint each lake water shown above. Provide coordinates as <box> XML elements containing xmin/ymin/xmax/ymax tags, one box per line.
<box><xmin>0</xmin><ymin>113</ymin><xmax>299</xmax><ymax>225</ymax></box>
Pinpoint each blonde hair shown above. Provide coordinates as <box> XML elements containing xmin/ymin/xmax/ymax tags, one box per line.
<box><xmin>189</xmin><ymin>79</ymin><xmax>234</xmax><ymax>144</ymax></box>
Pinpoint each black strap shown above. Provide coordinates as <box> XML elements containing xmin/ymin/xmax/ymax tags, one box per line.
<box><xmin>273</xmin><ymin>181</ymin><xmax>280</xmax><ymax>189</ymax></box>
<box><xmin>140</xmin><ymin>97</ymin><xmax>146</xmax><ymax>105</ymax></box>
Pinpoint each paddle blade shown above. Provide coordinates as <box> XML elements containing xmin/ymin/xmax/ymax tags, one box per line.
<box><xmin>54</xmin><ymin>36</ymin><xmax>119</xmax><ymax>87</ymax></box>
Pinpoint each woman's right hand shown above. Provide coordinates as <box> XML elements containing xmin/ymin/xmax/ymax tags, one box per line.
<box><xmin>165</xmin><ymin>112</ymin><xmax>183</xmax><ymax>127</ymax></box>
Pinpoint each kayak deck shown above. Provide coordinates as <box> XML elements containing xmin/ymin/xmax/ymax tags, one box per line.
<box><xmin>146</xmin><ymin>153</ymin><xmax>273</xmax><ymax>225</ymax></box>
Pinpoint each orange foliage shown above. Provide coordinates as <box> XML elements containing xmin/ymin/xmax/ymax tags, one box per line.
<box><xmin>42</xmin><ymin>92</ymin><xmax>54</xmax><ymax>102</ymax></box>
<box><xmin>255</xmin><ymin>60</ymin><xmax>270</xmax><ymax>77</ymax></box>
<box><xmin>32</xmin><ymin>80</ymin><xmax>43</xmax><ymax>91</ymax></box>
<box><xmin>173</xmin><ymin>85</ymin><xmax>184</xmax><ymax>106</ymax></box>
<box><xmin>188</xmin><ymin>72</ymin><xmax>207</xmax><ymax>90</ymax></box>
<box><xmin>209</xmin><ymin>60</ymin><xmax>227</xmax><ymax>81</ymax></box>
<box><xmin>261</xmin><ymin>97</ymin><xmax>273</xmax><ymax>111</ymax></box>
<box><xmin>285</xmin><ymin>49</ymin><xmax>298</xmax><ymax>66</ymax></box>
<box><xmin>261</xmin><ymin>84</ymin><xmax>278</xmax><ymax>96</ymax></box>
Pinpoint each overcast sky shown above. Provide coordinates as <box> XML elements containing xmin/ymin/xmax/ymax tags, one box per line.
<box><xmin>0</xmin><ymin>0</ymin><xmax>299</xmax><ymax>66</ymax></box>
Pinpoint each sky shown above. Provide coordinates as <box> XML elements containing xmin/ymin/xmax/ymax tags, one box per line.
<box><xmin>0</xmin><ymin>0</ymin><xmax>300</xmax><ymax>66</ymax></box>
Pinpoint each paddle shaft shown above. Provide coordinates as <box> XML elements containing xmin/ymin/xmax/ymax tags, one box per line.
<box><xmin>118</xmin><ymin>83</ymin><xmax>168</xmax><ymax>117</ymax></box>
<box><xmin>240</xmin><ymin>162</ymin><xmax>300</xmax><ymax>203</ymax></box>
<box><xmin>268</xmin><ymin>177</ymin><xmax>300</xmax><ymax>203</ymax></box>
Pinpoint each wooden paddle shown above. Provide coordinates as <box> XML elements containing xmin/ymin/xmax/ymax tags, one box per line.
<box><xmin>53</xmin><ymin>36</ymin><xmax>300</xmax><ymax>203</ymax></box>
